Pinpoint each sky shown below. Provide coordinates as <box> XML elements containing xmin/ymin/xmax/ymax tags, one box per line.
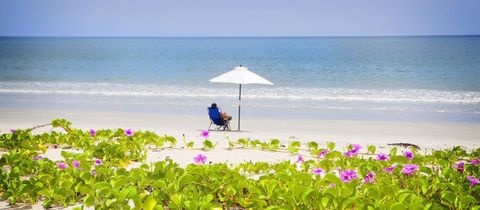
<box><xmin>0</xmin><ymin>0</ymin><xmax>479</xmax><ymax>37</ymax></box>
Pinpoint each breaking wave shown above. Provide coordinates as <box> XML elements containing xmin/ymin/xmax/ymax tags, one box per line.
<box><xmin>1</xmin><ymin>81</ymin><xmax>479</xmax><ymax>105</ymax></box>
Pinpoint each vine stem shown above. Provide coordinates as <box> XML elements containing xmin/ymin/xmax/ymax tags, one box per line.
<box><xmin>29</xmin><ymin>123</ymin><xmax>70</xmax><ymax>133</ymax></box>
<box><xmin>30</xmin><ymin>123</ymin><xmax>52</xmax><ymax>130</ymax></box>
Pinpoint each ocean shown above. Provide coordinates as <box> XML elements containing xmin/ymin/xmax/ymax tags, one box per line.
<box><xmin>0</xmin><ymin>36</ymin><xmax>479</xmax><ymax>122</ymax></box>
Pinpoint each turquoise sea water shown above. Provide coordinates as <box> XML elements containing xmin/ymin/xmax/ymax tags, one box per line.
<box><xmin>0</xmin><ymin>37</ymin><xmax>479</xmax><ymax>122</ymax></box>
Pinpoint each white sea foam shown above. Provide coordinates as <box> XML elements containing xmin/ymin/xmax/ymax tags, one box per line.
<box><xmin>0</xmin><ymin>81</ymin><xmax>479</xmax><ymax>105</ymax></box>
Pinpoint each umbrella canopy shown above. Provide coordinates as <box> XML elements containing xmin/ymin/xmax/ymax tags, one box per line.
<box><xmin>209</xmin><ymin>66</ymin><xmax>273</xmax><ymax>85</ymax></box>
<box><xmin>209</xmin><ymin>65</ymin><xmax>273</xmax><ymax>131</ymax></box>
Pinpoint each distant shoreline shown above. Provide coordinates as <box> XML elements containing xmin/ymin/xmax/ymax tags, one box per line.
<box><xmin>1</xmin><ymin>34</ymin><xmax>480</xmax><ymax>38</ymax></box>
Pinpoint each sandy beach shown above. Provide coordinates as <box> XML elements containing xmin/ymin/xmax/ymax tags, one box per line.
<box><xmin>2</xmin><ymin>107</ymin><xmax>479</xmax><ymax>154</ymax></box>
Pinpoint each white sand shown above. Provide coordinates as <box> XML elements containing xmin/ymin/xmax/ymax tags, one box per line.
<box><xmin>1</xmin><ymin>108</ymin><xmax>479</xmax><ymax>149</ymax></box>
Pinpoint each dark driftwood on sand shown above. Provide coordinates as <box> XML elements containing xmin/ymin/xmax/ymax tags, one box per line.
<box><xmin>387</xmin><ymin>143</ymin><xmax>421</xmax><ymax>150</ymax></box>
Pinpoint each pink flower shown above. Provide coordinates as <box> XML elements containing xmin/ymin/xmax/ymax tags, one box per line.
<box><xmin>318</xmin><ymin>149</ymin><xmax>329</xmax><ymax>157</ymax></box>
<box><xmin>200</xmin><ymin>130</ymin><xmax>209</xmax><ymax>139</ymax></box>
<box><xmin>467</xmin><ymin>176</ymin><xmax>480</xmax><ymax>187</ymax></box>
<box><xmin>401</xmin><ymin>164</ymin><xmax>419</xmax><ymax>175</ymax></box>
<box><xmin>94</xmin><ymin>159</ymin><xmax>102</xmax><ymax>165</ymax></box>
<box><xmin>193</xmin><ymin>153</ymin><xmax>207</xmax><ymax>164</ymax></box>
<box><xmin>91</xmin><ymin>171</ymin><xmax>97</xmax><ymax>176</ymax></box>
<box><xmin>89</xmin><ymin>129</ymin><xmax>96</xmax><ymax>136</ymax></box>
<box><xmin>352</xmin><ymin>144</ymin><xmax>362</xmax><ymax>151</ymax></box>
<box><xmin>343</xmin><ymin>144</ymin><xmax>362</xmax><ymax>157</ymax></box>
<box><xmin>72</xmin><ymin>160</ymin><xmax>80</xmax><ymax>169</ymax></box>
<box><xmin>9</xmin><ymin>129</ymin><xmax>16</xmax><ymax>133</ymax></box>
<box><xmin>56</xmin><ymin>162</ymin><xmax>67</xmax><ymax>170</ymax></box>
<box><xmin>471</xmin><ymin>159</ymin><xmax>479</xmax><ymax>166</ymax></box>
<box><xmin>376</xmin><ymin>153</ymin><xmax>389</xmax><ymax>161</ymax></box>
<box><xmin>340</xmin><ymin>169</ymin><xmax>358</xmax><ymax>183</ymax></box>
<box><xmin>296</xmin><ymin>155</ymin><xmax>305</xmax><ymax>163</ymax></box>
<box><xmin>454</xmin><ymin>162</ymin><xmax>465</xmax><ymax>173</ymax></box>
<box><xmin>329</xmin><ymin>183</ymin><xmax>335</xmax><ymax>188</ymax></box>
<box><xmin>383</xmin><ymin>165</ymin><xmax>397</xmax><ymax>174</ymax></box>
<box><xmin>312</xmin><ymin>168</ymin><xmax>324</xmax><ymax>175</ymax></box>
<box><xmin>404</xmin><ymin>151</ymin><xmax>414</xmax><ymax>160</ymax></box>
<box><xmin>343</xmin><ymin>150</ymin><xmax>358</xmax><ymax>157</ymax></box>
<box><xmin>364</xmin><ymin>171</ymin><xmax>376</xmax><ymax>183</ymax></box>
<box><xmin>124</xmin><ymin>129</ymin><xmax>134</xmax><ymax>137</ymax></box>
<box><xmin>33</xmin><ymin>156</ymin><xmax>43</xmax><ymax>161</ymax></box>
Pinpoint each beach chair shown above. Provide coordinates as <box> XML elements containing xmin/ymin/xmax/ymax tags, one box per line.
<box><xmin>208</xmin><ymin>107</ymin><xmax>230</xmax><ymax>130</ymax></box>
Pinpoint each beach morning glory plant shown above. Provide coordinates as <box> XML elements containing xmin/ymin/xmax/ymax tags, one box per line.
<box><xmin>454</xmin><ymin>162</ymin><xmax>465</xmax><ymax>173</ymax></box>
<box><xmin>89</xmin><ymin>129</ymin><xmax>96</xmax><ymax>136</ymax></box>
<box><xmin>296</xmin><ymin>155</ymin><xmax>305</xmax><ymax>163</ymax></box>
<box><xmin>467</xmin><ymin>176</ymin><xmax>480</xmax><ymax>187</ymax></box>
<box><xmin>94</xmin><ymin>159</ymin><xmax>102</xmax><ymax>165</ymax></box>
<box><xmin>1</xmin><ymin>120</ymin><xmax>480</xmax><ymax>209</ymax></box>
<box><xmin>344</xmin><ymin>144</ymin><xmax>362</xmax><ymax>157</ymax></box>
<box><xmin>401</xmin><ymin>164</ymin><xmax>419</xmax><ymax>175</ymax></box>
<box><xmin>364</xmin><ymin>171</ymin><xmax>376</xmax><ymax>183</ymax></box>
<box><xmin>383</xmin><ymin>165</ymin><xmax>397</xmax><ymax>174</ymax></box>
<box><xmin>404</xmin><ymin>150</ymin><xmax>414</xmax><ymax>160</ymax></box>
<box><xmin>194</xmin><ymin>153</ymin><xmax>207</xmax><ymax>164</ymax></box>
<box><xmin>312</xmin><ymin>168</ymin><xmax>324</xmax><ymax>175</ymax></box>
<box><xmin>56</xmin><ymin>162</ymin><xmax>67</xmax><ymax>170</ymax></box>
<box><xmin>376</xmin><ymin>153</ymin><xmax>389</xmax><ymax>161</ymax></box>
<box><xmin>318</xmin><ymin>149</ymin><xmax>329</xmax><ymax>157</ymax></box>
<box><xmin>471</xmin><ymin>159</ymin><xmax>479</xmax><ymax>166</ymax></box>
<box><xmin>33</xmin><ymin>156</ymin><xmax>43</xmax><ymax>161</ymax></box>
<box><xmin>340</xmin><ymin>169</ymin><xmax>358</xmax><ymax>183</ymax></box>
<box><xmin>124</xmin><ymin>129</ymin><xmax>134</xmax><ymax>137</ymax></box>
<box><xmin>72</xmin><ymin>160</ymin><xmax>80</xmax><ymax>169</ymax></box>
<box><xmin>352</xmin><ymin>144</ymin><xmax>362</xmax><ymax>150</ymax></box>
<box><xmin>200</xmin><ymin>130</ymin><xmax>209</xmax><ymax>139</ymax></box>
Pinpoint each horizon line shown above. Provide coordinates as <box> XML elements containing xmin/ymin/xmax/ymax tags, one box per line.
<box><xmin>1</xmin><ymin>34</ymin><xmax>479</xmax><ymax>38</ymax></box>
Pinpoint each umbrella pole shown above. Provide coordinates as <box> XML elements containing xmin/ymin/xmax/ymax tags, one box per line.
<box><xmin>238</xmin><ymin>84</ymin><xmax>241</xmax><ymax>131</ymax></box>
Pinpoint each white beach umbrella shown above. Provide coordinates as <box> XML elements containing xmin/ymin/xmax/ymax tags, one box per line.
<box><xmin>209</xmin><ymin>65</ymin><xmax>273</xmax><ymax>131</ymax></box>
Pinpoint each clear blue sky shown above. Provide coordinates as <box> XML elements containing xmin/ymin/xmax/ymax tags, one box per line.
<box><xmin>1</xmin><ymin>0</ymin><xmax>479</xmax><ymax>37</ymax></box>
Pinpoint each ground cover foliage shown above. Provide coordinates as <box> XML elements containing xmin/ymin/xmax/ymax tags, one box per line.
<box><xmin>0</xmin><ymin>119</ymin><xmax>479</xmax><ymax>209</ymax></box>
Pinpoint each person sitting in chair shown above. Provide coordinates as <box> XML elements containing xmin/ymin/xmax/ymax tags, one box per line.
<box><xmin>211</xmin><ymin>103</ymin><xmax>232</xmax><ymax>130</ymax></box>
